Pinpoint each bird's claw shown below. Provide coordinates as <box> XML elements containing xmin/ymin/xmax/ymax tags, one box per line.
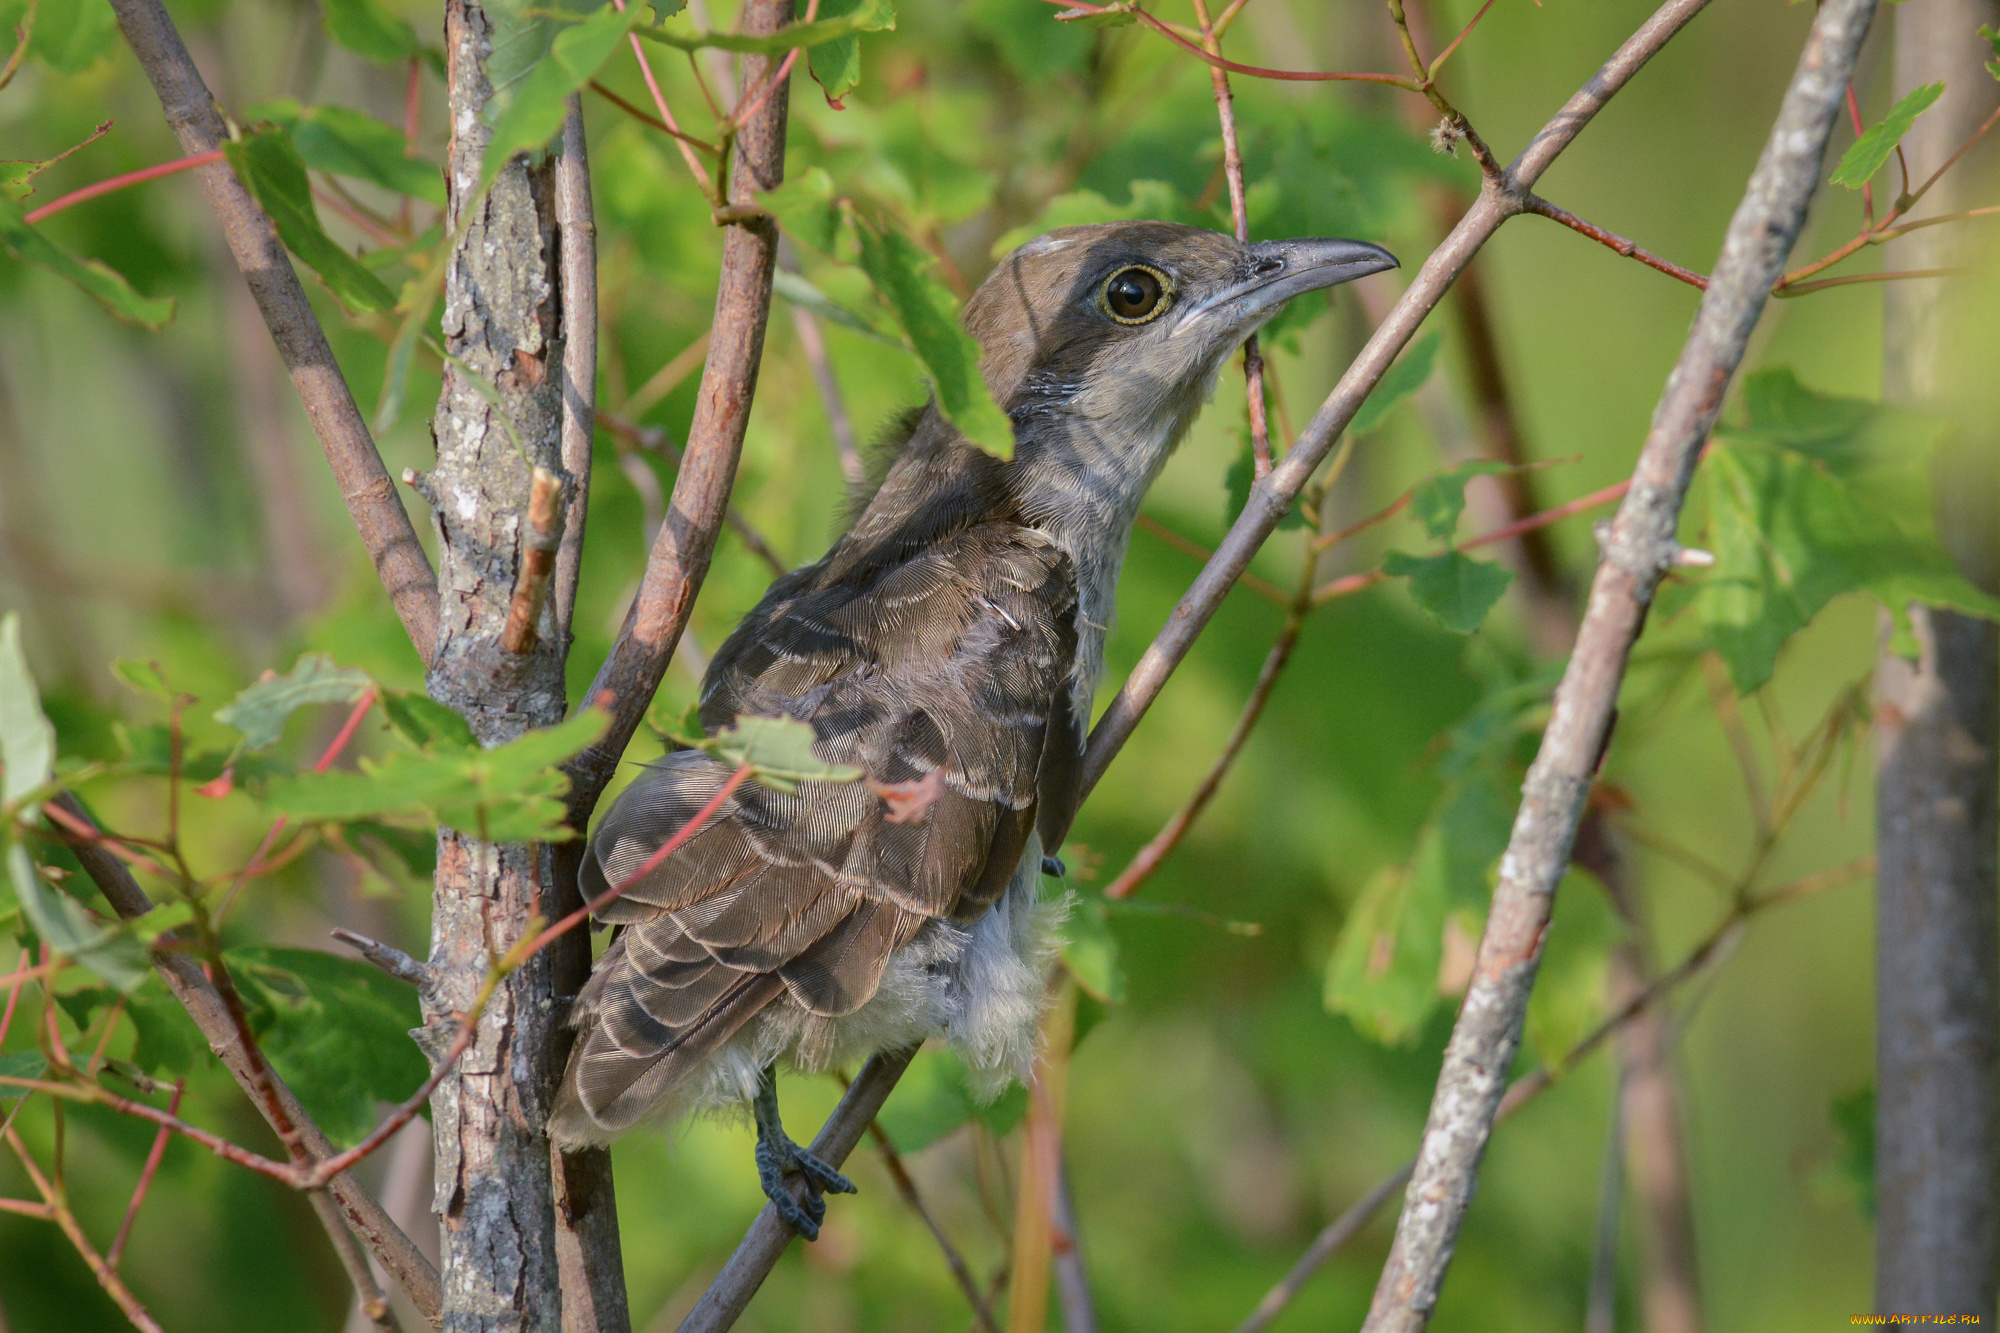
<box><xmin>755</xmin><ymin>1131</ymin><xmax>855</xmax><ymax>1240</ymax></box>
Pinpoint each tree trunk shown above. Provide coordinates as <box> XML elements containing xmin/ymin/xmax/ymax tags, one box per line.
<box><xmin>1874</xmin><ymin>0</ymin><xmax>2000</xmax><ymax>1319</ymax></box>
<box><xmin>422</xmin><ymin>4</ymin><xmax>586</xmax><ymax>1328</ymax></box>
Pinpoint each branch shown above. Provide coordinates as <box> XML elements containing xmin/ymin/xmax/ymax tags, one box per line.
<box><xmin>1079</xmin><ymin>0</ymin><xmax>1720</xmax><ymax>799</ymax></box>
<box><xmin>554</xmin><ymin>97</ymin><xmax>597</xmax><ymax>645</ymax></box>
<box><xmin>1358</xmin><ymin>0</ymin><xmax>1876</xmax><ymax>1324</ymax></box>
<box><xmin>1104</xmin><ymin>555</ymin><xmax>1314</xmax><ymax>900</ymax></box>
<box><xmin>1524</xmin><ymin>194</ymin><xmax>1709</xmax><ymax>289</ymax></box>
<box><xmin>566</xmin><ymin>0</ymin><xmax>795</xmax><ymax>828</ymax></box>
<box><xmin>49</xmin><ymin>793</ymin><xmax>444</xmax><ymax>1326</ymax></box>
<box><xmin>674</xmin><ymin>1049</ymin><xmax>917</xmax><ymax>1333</ymax></box>
<box><xmin>106</xmin><ymin>0</ymin><xmax>441</xmax><ymax>664</ymax></box>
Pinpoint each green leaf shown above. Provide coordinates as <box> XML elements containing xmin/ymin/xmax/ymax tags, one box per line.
<box><xmin>1980</xmin><ymin>25</ymin><xmax>2000</xmax><ymax>81</ymax></box>
<box><xmin>379</xmin><ymin>690</ymin><xmax>477</xmax><ymax>751</ymax></box>
<box><xmin>288</xmin><ymin>105</ymin><xmax>446</xmax><ymax>206</ymax></box>
<box><xmin>853</xmin><ymin>219</ymin><xmax>1014</xmax><ymax>458</ymax></box>
<box><xmin>876</xmin><ymin>1045</ymin><xmax>1026</xmax><ymax>1152</ymax></box>
<box><xmin>0</xmin><ymin>195</ymin><xmax>177</xmax><ymax>329</ymax></box>
<box><xmin>1351</xmin><ymin>329</ymin><xmax>1441</xmax><ymax>435</ymax></box>
<box><xmin>1223</xmin><ymin>438</ymin><xmax>1305</xmax><ymax>530</ymax></box>
<box><xmin>1831</xmin><ymin>82</ymin><xmax>1945</xmax><ymax>188</ymax></box>
<box><xmin>802</xmin><ymin>0</ymin><xmax>889</xmax><ymax>104</ymax></box>
<box><xmin>0</xmin><ymin>614</ymin><xmax>57</xmax><ymax>817</ymax></box>
<box><xmin>1384</xmin><ymin>550</ymin><xmax>1514</xmax><ymax>634</ymax></box>
<box><xmin>762</xmin><ymin>167</ymin><xmax>845</xmax><ymax>254</ymax></box>
<box><xmin>225</xmin><ymin>128</ymin><xmax>398</xmax><ymax>314</ymax></box>
<box><xmin>226</xmin><ymin>946</ymin><xmax>427</xmax><ymax>1146</ymax></box>
<box><xmin>701</xmin><ymin>714</ymin><xmax>862</xmax><ymax>793</ymax></box>
<box><xmin>636</xmin><ymin>0</ymin><xmax>892</xmax><ymax>54</ymax></box>
<box><xmin>265</xmin><ymin>709</ymin><xmax>609</xmax><ymax>842</ymax></box>
<box><xmin>1697</xmin><ymin>437</ymin><xmax>2000</xmax><ymax>692</ymax></box>
<box><xmin>482</xmin><ymin>2</ymin><xmax>648</xmax><ymax>190</ymax></box>
<box><xmin>0</xmin><ymin>1049</ymin><xmax>48</xmax><ymax>1098</ymax></box>
<box><xmin>1410</xmin><ymin>460</ymin><xmax>1510</xmax><ymax>541</ymax></box>
<box><xmin>20</xmin><ymin>0</ymin><xmax>118</xmax><ymax>73</ymax></box>
<box><xmin>215</xmin><ymin>654</ymin><xmax>375</xmax><ymax>752</ymax></box>
<box><xmin>8</xmin><ymin>843</ymin><xmax>148</xmax><ymax>992</ymax></box>
<box><xmin>1060</xmin><ymin>894</ymin><xmax>1124</xmax><ymax>1004</ymax></box>
<box><xmin>320</xmin><ymin>0</ymin><xmax>420</xmax><ymax>64</ymax></box>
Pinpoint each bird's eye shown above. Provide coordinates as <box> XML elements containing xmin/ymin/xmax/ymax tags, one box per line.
<box><xmin>1099</xmin><ymin>265</ymin><xmax>1171</xmax><ymax>325</ymax></box>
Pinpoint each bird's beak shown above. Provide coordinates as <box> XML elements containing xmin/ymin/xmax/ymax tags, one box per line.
<box><xmin>1176</xmin><ymin>237</ymin><xmax>1399</xmax><ymax>336</ymax></box>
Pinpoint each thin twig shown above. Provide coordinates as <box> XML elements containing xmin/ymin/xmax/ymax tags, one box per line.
<box><xmin>1132</xmin><ymin>513</ymin><xmax>1288</xmax><ymax>607</ymax></box>
<box><xmin>107</xmin><ymin>0</ymin><xmax>441</xmax><ymax>662</ymax></box>
<box><xmin>1775</xmin><ymin>265</ymin><xmax>1970</xmax><ymax>296</ymax></box>
<box><xmin>861</xmin><ymin>1114</ymin><xmax>1001</xmax><ymax>1333</ymax></box>
<box><xmin>1045</xmin><ymin>0</ymin><xmax>1417</xmax><ymax>87</ymax></box>
<box><xmin>1104</xmin><ymin>554</ymin><xmax>1314</xmax><ymax>900</ymax></box>
<box><xmin>1359</xmin><ymin>1</ymin><xmax>1876</xmax><ymax>1324</ymax></box>
<box><xmin>21</xmin><ymin>147</ymin><xmax>226</xmax><ymax>225</ymax></box>
<box><xmin>106</xmin><ymin>1080</ymin><xmax>181</xmax><ymax>1270</ymax></box>
<box><xmin>331</xmin><ymin>929</ymin><xmax>436</xmax><ymax>989</ymax></box>
<box><xmin>555</xmin><ymin>96</ymin><xmax>597</xmax><ymax>645</ymax></box>
<box><xmin>1190</xmin><ymin>0</ymin><xmax>1271</xmax><ymax>476</ymax></box>
<box><xmin>1524</xmin><ymin>194</ymin><xmax>1709</xmax><ymax>289</ymax></box>
<box><xmin>611</xmin><ymin>0</ymin><xmax>719</xmax><ymax>199</ymax></box>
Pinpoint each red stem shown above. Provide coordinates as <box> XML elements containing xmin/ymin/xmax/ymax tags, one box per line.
<box><xmin>1038</xmin><ymin>0</ymin><xmax>1416</xmax><ymax>85</ymax></box>
<box><xmin>22</xmin><ymin>148</ymin><xmax>226</xmax><ymax>226</ymax></box>
<box><xmin>107</xmin><ymin>1080</ymin><xmax>183</xmax><ymax>1270</ymax></box>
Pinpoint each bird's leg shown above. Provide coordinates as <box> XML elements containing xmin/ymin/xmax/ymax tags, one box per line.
<box><xmin>751</xmin><ymin>1063</ymin><xmax>855</xmax><ymax>1240</ymax></box>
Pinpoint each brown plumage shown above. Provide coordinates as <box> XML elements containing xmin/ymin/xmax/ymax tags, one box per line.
<box><xmin>550</xmin><ymin>222</ymin><xmax>1396</xmax><ymax>1226</ymax></box>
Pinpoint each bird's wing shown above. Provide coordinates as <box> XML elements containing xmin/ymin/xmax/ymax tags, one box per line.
<box><xmin>557</xmin><ymin>519</ymin><xmax>1076</xmax><ymax>1138</ymax></box>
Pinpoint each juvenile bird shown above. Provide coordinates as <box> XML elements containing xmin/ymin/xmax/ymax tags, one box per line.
<box><xmin>549</xmin><ymin>221</ymin><xmax>1396</xmax><ymax>1236</ymax></box>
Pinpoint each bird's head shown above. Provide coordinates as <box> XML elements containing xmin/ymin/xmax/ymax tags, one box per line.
<box><xmin>967</xmin><ymin>221</ymin><xmax>1397</xmax><ymax>461</ymax></box>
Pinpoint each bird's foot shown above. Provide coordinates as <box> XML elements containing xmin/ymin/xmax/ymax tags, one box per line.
<box><xmin>754</xmin><ymin>1132</ymin><xmax>855</xmax><ymax>1239</ymax></box>
<box><xmin>752</xmin><ymin>1068</ymin><xmax>855</xmax><ymax>1241</ymax></box>
<box><xmin>1041</xmin><ymin>854</ymin><xmax>1067</xmax><ymax>878</ymax></box>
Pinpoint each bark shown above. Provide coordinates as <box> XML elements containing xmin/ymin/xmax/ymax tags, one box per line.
<box><xmin>1874</xmin><ymin>0</ymin><xmax>2000</xmax><ymax>1319</ymax></box>
<box><xmin>1359</xmin><ymin>0</ymin><xmax>1877</xmax><ymax>1323</ymax></box>
<box><xmin>421</xmin><ymin>5</ymin><xmax>576</xmax><ymax>1329</ymax></box>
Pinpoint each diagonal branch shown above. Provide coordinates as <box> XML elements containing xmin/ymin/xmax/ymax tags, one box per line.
<box><xmin>566</xmin><ymin>0</ymin><xmax>795</xmax><ymax>827</ymax></box>
<box><xmin>1079</xmin><ymin>0</ymin><xmax>1721</xmax><ymax>798</ymax></box>
<box><xmin>105</xmin><ymin>0</ymin><xmax>440</xmax><ymax>664</ymax></box>
<box><xmin>674</xmin><ymin>1049</ymin><xmax>917</xmax><ymax>1333</ymax></box>
<box><xmin>49</xmin><ymin>793</ymin><xmax>444</xmax><ymax>1327</ymax></box>
<box><xmin>1358</xmin><ymin>0</ymin><xmax>1877</xmax><ymax>1325</ymax></box>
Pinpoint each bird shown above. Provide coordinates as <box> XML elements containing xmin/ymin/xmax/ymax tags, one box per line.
<box><xmin>548</xmin><ymin>220</ymin><xmax>1397</xmax><ymax>1238</ymax></box>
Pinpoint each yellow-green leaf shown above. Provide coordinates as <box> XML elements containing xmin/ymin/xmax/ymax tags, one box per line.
<box><xmin>0</xmin><ymin>196</ymin><xmax>176</xmax><ymax>329</ymax></box>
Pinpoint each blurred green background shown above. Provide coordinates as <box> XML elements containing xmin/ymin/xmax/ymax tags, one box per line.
<box><xmin>0</xmin><ymin>0</ymin><xmax>1948</xmax><ymax>1327</ymax></box>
